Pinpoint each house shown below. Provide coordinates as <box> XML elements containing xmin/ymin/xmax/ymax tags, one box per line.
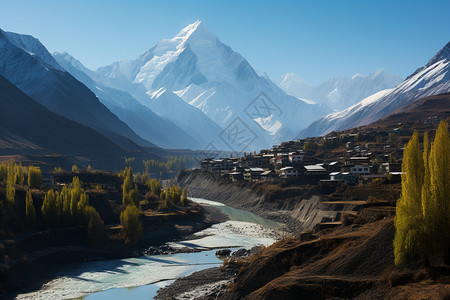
<box><xmin>280</xmin><ymin>166</ymin><xmax>299</xmax><ymax>178</ymax></box>
<box><xmin>304</xmin><ymin>164</ymin><xmax>327</xmax><ymax>175</ymax></box>
<box><xmin>275</xmin><ymin>153</ymin><xmax>290</xmax><ymax>165</ymax></box>
<box><xmin>261</xmin><ymin>170</ymin><xmax>278</xmax><ymax>182</ymax></box>
<box><xmin>289</xmin><ymin>152</ymin><xmax>304</xmax><ymax>163</ymax></box>
<box><xmin>335</xmin><ymin>172</ymin><xmax>357</xmax><ymax>185</ymax></box>
<box><xmin>379</xmin><ymin>162</ymin><xmax>401</xmax><ymax>174</ymax></box>
<box><xmin>360</xmin><ymin>174</ymin><xmax>387</xmax><ymax>184</ymax></box>
<box><xmin>229</xmin><ymin>172</ymin><xmax>243</xmax><ymax>182</ymax></box>
<box><xmin>350</xmin><ymin>164</ymin><xmax>372</xmax><ymax>175</ymax></box>
<box><xmin>243</xmin><ymin>167</ymin><xmax>264</xmax><ymax>181</ymax></box>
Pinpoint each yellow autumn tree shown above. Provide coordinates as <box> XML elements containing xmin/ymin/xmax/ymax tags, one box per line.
<box><xmin>25</xmin><ymin>189</ymin><xmax>36</xmax><ymax>227</ymax></box>
<box><xmin>394</xmin><ymin>121</ymin><xmax>450</xmax><ymax>265</ymax></box>
<box><xmin>427</xmin><ymin>120</ymin><xmax>450</xmax><ymax>264</ymax></box>
<box><xmin>120</xmin><ymin>204</ymin><xmax>143</xmax><ymax>245</ymax></box>
<box><xmin>394</xmin><ymin>131</ymin><xmax>426</xmax><ymax>265</ymax></box>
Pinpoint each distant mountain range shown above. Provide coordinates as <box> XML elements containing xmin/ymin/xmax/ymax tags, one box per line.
<box><xmin>0</xmin><ymin>29</ymin><xmax>152</xmax><ymax>151</ymax></box>
<box><xmin>84</xmin><ymin>20</ymin><xmax>333</xmax><ymax>150</ymax></box>
<box><xmin>0</xmin><ymin>21</ymin><xmax>448</xmax><ymax>159</ymax></box>
<box><xmin>276</xmin><ymin>69</ymin><xmax>403</xmax><ymax>110</ymax></box>
<box><xmin>297</xmin><ymin>41</ymin><xmax>450</xmax><ymax>138</ymax></box>
<box><xmin>53</xmin><ymin>52</ymin><xmax>200</xmax><ymax>150</ymax></box>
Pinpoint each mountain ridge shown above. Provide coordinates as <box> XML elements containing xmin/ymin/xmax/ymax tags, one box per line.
<box><xmin>297</xmin><ymin>41</ymin><xmax>450</xmax><ymax>138</ymax></box>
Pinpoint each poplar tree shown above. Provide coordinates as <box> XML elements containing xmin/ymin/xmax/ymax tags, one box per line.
<box><xmin>428</xmin><ymin>121</ymin><xmax>450</xmax><ymax>263</ymax></box>
<box><xmin>394</xmin><ymin>121</ymin><xmax>450</xmax><ymax>265</ymax></box>
<box><xmin>42</xmin><ymin>189</ymin><xmax>59</xmax><ymax>228</ymax></box>
<box><xmin>6</xmin><ymin>161</ymin><xmax>15</xmax><ymax>204</ymax></box>
<box><xmin>14</xmin><ymin>163</ymin><xmax>24</xmax><ymax>185</ymax></box>
<box><xmin>26</xmin><ymin>189</ymin><xmax>36</xmax><ymax>227</ymax></box>
<box><xmin>181</xmin><ymin>187</ymin><xmax>188</xmax><ymax>206</ymax></box>
<box><xmin>120</xmin><ymin>205</ymin><xmax>143</xmax><ymax>245</ymax></box>
<box><xmin>28</xmin><ymin>166</ymin><xmax>42</xmax><ymax>188</ymax></box>
<box><xmin>394</xmin><ymin>132</ymin><xmax>426</xmax><ymax>265</ymax></box>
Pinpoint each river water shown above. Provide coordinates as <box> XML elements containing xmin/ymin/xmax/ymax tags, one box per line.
<box><xmin>16</xmin><ymin>198</ymin><xmax>281</xmax><ymax>300</ymax></box>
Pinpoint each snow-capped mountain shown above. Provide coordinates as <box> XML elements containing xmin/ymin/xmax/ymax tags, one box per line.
<box><xmin>297</xmin><ymin>42</ymin><xmax>450</xmax><ymax>138</ymax></box>
<box><xmin>276</xmin><ymin>69</ymin><xmax>403</xmax><ymax>111</ymax></box>
<box><xmin>53</xmin><ymin>51</ymin><xmax>202</xmax><ymax>150</ymax></box>
<box><xmin>0</xmin><ymin>28</ymin><xmax>153</xmax><ymax>150</ymax></box>
<box><xmin>94</xmin><ymin>20</ymin><xmax>332</xmax><ymax>150</ymax></box>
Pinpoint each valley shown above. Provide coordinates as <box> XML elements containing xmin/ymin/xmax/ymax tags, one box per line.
<box><xmin>0</xmin><ymin>6</ymin><xmax>449</xmax><ymax>300</ymax></box>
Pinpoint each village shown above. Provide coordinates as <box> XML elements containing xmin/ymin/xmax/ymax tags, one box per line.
<box><xmin>200</xmin><ymin>128</ymin><xmax>409</xmax><ymax>186</ymax></box>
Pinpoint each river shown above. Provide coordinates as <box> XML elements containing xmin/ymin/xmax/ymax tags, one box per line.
<box><xmin>16</xmin><ymin>198</ymin><xmax>281</xmax><ymax>300</ymax></box>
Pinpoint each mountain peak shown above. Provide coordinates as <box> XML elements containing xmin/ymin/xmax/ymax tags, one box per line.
<box><xmin>173</xmin><ymin>19</ymin><xmax>215</xmax><ymax>45</ymax></box>
<box><xmin>426</xmin><ymin>41</ymin><xmax>450</xmax><ymax>66</ymax></box>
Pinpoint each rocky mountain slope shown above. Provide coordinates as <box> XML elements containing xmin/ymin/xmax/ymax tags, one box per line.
<box><xmin>0</xmin><ymin>29</ymin><xmax>153</xmax><ymax>150</ymax></box>
<box><xmin>298</xmin><ymin>41</ymin><xmax>450</xmax><ymax>138</ymax></box>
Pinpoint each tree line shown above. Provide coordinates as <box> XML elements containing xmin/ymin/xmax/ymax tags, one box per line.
<box><xmin>119</xmin><ymin>166</ymin><xmax>188</xmax><ymax>245</ymax></box>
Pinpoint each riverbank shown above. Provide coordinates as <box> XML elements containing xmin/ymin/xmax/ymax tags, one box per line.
<box><xmin>2</xmin><ymin>203</ymin><xmax>228</xmax><ymax>299</ymax></box>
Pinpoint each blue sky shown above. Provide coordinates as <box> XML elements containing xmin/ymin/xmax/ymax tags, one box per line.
<box><xmin>1</xmin><ymin>0</ymin><xmax>449</xmax><ymax>84</ymax></box>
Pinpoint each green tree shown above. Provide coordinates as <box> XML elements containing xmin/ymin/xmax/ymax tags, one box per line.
<box><xmin>25</xmin><ymin>189</ymin><xmax>36</xmax><ymax>227</ymax></box>
<box><xmin>28</xmin><ymin>166</ymin><xmax>42</xmax><ymax>188</ymax></box>
<box><xmin>120</xmin><ymin>205</ymin><xmax>143</xmax><ymax>245</ymax></box>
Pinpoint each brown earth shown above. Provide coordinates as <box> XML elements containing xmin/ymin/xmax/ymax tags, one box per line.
<box><xmin>220</xmin><ymin>217</ymin><xmax>450</xmax><ymax>299</ymax></box>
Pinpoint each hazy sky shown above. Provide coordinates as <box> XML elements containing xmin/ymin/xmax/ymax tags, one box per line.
<box><xmin>1</xmin><ymin>0</ymin><xmax>449</xmax><ymax>84</ymax></box>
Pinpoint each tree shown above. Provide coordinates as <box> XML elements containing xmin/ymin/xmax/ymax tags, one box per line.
<box><xmin>0</xmin><ymin>163</ymin><xmax>7</xmax><ymax>183</ymax></box>
<box><xmin>394</xmin><ymin>122</ymin><xmax>450</xmax><ymax>265</ymax></box>
<box><xmin>72</xmin><ymin>165</ymin><xmax>78</xmax><ymax>173</ymax></box>
<box><xmin>41</xmin><ymin>189</ymin><xmax>59</xmax><ymax>228</ymax></box>
<box><xmin>427</xmin><ymin>121</ymin><xmax>450</xmax><ymax>263</ymax></box>
<box><xmin>25</xmin><ymin>189</ymin><xmax>36</xmax><ymax>227</ymax></box>
<box><xmin>394</xmin><ymin>132</ymin><xmax>426</xmax><ymax>265</ymax></box>
<box><xmin>14</xmin><ymin>163</ymin><xmax>24</xmax><ymax>185</ymax></box>
<box><xmin>181</xmin><ymin>187</ymin><xmax>188</xmax><ymax>206</ymax></box>
<box><xmin>28</xmin><ymin>166</ymin><xmax>42</xmax><ymax>188</ymax></box>
<box><xmin>85</xmin><ymin>205</ymin><xmax>104</xmax><ymax>244</ymax></box>
<box><xmin>6</xmin><ymin>161</ymin><xmax>15</xmax><ymax>204</ymax></box>
<box><xmin>120</xmin><ymin>205</ymin><xmax>143</xmax><ymax>245</ymax></box>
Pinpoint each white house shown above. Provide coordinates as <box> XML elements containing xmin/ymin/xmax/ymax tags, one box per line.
<box><xmin>280</xmin><ymin>166</ymin><xmax>299</xmax><ymax>178</ymax></box>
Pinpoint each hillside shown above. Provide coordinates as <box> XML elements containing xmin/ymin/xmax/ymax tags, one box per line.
<box><xmin>0</xmin><ymin>75</ymin><xmax>132</xmax><ymax>170</ymax></box>
<box><xmin>0</xmin><ymin>29</ymin><xmax>154</xmax><ymax>150</ymax></box>
<box><xmin>367</xmin><ymin>92</ymin><xmax>450</xmax><ymax>128</ymax></box>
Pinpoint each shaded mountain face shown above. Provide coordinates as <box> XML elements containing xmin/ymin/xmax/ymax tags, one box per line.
<box><xmin>297</xmin><ymin>41</ymin><xmax>450</xmax><ymax>138</ymax></box>
<box><xmin>93</xmin><ymin>20</ymin><xmax>332</xmax><ymax>151</ymax></box>
<box><xmin>53</xmin><ymin>51</ymin><xmax>202</xmax><ymax>150</ymax></box>
<box><xmin>0</xmin><ymin>75</ymin><xmax>129</xmax><ymax>170</ymax></box>
<box><xmin>276</xmin><ymin>69</ymin><xmax>403</xmax><ymax>111</ymax></box>
<box><xmin>0</xmin><ymin>29</ymin><xmax>154</xmax><ymax>150</ymax></box>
